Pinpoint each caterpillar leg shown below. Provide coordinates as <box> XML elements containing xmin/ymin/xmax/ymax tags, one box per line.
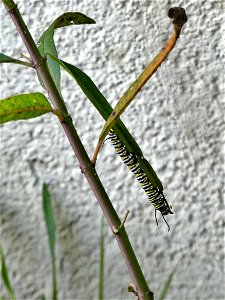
<box><xmin>154</xmin><ymin>209</ymin><xmax>171</xmax><ymax>231</ymax></box>
<box><xmin>162</xmin><ymin>214</ymin><xmax>170</xmax><ymax>232</ymax></box>
<box><xmin>154</xmin><ymin>209</ymin><xmax>159</xmax><ymax>226</ymax></box>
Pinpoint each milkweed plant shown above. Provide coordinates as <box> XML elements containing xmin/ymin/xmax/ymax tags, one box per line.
<box><xmin>0</xmin><ymin>1</ymin><xmax>187</xmax><ymax>299</ymax></box>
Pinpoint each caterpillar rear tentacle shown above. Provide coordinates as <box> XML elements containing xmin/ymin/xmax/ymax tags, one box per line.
<box><xmin>108</xmin><ymin>129</ymin><xmax>173</xmax><ymax>230</ymax></box>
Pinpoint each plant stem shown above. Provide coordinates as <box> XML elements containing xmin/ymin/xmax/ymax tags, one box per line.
<box><xmin>99</xmin><ymin>216</ymin><xmax>104</xmax><ymax>300</ymax></box>
<box><xmin>2</xmin><ymin>1</ymin><xmax>154</xmax><ymax>299</ymax></box>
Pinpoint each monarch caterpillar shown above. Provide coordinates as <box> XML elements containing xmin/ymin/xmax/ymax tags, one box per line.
<box><xmin>108</xmin><ymin>129</ymin><xmax>173</xmax><ymax>230</ymax></box>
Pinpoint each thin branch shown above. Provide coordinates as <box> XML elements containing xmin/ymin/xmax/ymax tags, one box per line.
<box><xmin>113</xmin><ymin>209</ymin><xmax>130</xmax><ymax>233</ymax></box>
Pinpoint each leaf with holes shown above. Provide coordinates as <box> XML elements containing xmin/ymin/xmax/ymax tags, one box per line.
<box><xmin>0</xmin><ymin>92</ymin><xmax>53</xmax><ymax>124</ymax></box>
<box><xmin>38</xmin><ymin>12</ymin><xmax>95</xmax><ymax>92</ymax></box>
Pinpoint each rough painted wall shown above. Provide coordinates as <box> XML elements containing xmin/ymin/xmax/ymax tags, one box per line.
<box><xmin>0</xmin><ymin>0</ymin><xmax>224</xmax><ymax>299</ymax></box>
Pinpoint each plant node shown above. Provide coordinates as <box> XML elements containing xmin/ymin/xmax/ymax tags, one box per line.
<box><xmin>113</xmin><ymin>209</ymin><xmax>130</xmax><ymax>233</ymax></box>
<box><xmin>128</xmin><ymin>282</ymin><xmax>138</xmax><ymax>297</ymax></box>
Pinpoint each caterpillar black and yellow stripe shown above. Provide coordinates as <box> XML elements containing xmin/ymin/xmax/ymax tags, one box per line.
<box><xmin>108</xmin><ymin>129</ymin><xmax>173</xmax><ymax>222</ymax></box>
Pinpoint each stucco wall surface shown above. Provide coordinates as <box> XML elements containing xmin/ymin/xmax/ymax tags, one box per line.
<box><xmin>0</xmin><ymin>0</ymin><xmax>224</xmax><ymax>299</ymax></box>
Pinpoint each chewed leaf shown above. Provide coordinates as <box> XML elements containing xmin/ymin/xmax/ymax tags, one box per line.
<box><xmin>53</xmin><ymin>12</ymin><xmax>96</xmax><ymax>29</ymax></box>
<box><xmin>0</xmin><ymin>53</ymin><xmax>32</xmax><ymax>67</ymax></box>
<box><xmin>0</xmin><ymin>92</ymin><xmax>53</xmax><ymax>124</ymax></box>
<box><xmin>38</xmin><ymin>12</ymin><xmax>95</xmax><ymax>92</ymax></box>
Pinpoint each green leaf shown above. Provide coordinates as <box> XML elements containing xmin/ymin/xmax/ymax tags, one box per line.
<box><xmin>42</xmin><ymin>183</ymin><xmax>57</xmax><ymax>300</ymax></box>
<box><xmin>42</xmin><ymin>183</ymin><xmax>56</xmax><ymax>265</ymax></box>
<box><xmin>99</xmin><ymin>216</ymin><xmax>105</xmax><ymax>300</ymax></box>
<box><xmin>159</xmin><ymin>260</ymin><xmax>180</xmax><ymax>300</ymax></box>
<box><xmin>0</xmin><ymin>246</ymin><xmax>15</xmax><ymax>300</ymax></box>
<box><xmin>47</xmin><ymin>54</ymin><xmax>163</xmax><ymax>190</ymax></box>
<box><xmin>0</xmin><ymin>92</ymin><xmax>53</xmax><ymax>124</ymax></box>
<box><xmin>38</xmin><ymin>12</ymin><xmax>96</xmax><ymax>92</ymax></box>
<box><xmin>0</xmin><ymin>53</ymin><xmax>32</xmax><ymax>68</ymax></box>
<box><xmin>53</xmin><ymin>12</ymin><xmax>96</xmax><ymax>29</ymax></box>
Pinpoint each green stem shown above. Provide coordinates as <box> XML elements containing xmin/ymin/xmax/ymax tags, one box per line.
<box><xmin>52</xmin><ymin>258</ymin><xmax>57</xmax><ymax>300</ymax></box>
<box><xmin>2</xmin><ymin>1</ymin><xmax>154</xmax><ymax>299</ymax></box>
<box><xmin>1</xmin><ymin>58</ymin><xmax>33</xmax><ymax>67</ymax></box>
<box><xmin>99</xmin><ymin>216</ymin><xmax>104</xmax><ymax>300</ymax></box>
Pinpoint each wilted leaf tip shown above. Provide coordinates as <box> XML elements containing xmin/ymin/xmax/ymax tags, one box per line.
<box><xmin>168</xmin><ymin>7</ymin><xmax>187</xmax><ymax>28</ymax></box>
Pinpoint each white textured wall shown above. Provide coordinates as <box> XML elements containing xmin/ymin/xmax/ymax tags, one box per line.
<box><xmin>1</xmin><ymin>0</ymin><xmax>224</xmax><ymax>299</ymax></box>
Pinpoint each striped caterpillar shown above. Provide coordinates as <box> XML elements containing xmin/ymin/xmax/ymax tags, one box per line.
<box><xmin>108</xmin><ymin>129</ymin><xmax>173</xmax><ymax>230</ymax></box>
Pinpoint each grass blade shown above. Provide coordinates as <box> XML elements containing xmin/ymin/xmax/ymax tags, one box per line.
<box><xmin>42</xmin><ymin>183</ymin><xmax>57</xmax><ymax>300</ymax></box>
<box><xmin>159</xmin><ymin>259</ymin><xmax>180</xmax><ymax>300</ymax></box>
<box><xmin>99</xmin><ymin>216</ymin><xmax>105</xmax><ymax>300</ymax></box>
<box><xmin>0</xmin><ymin>245</ymin><xmax>15</xmax><ymax>300</ymax></box>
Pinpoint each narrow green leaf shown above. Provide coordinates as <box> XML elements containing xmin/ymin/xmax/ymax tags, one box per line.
<box><xmin>38</xmin><ymin>12</ymin><xmax>96</xmax><ymax>92</ymax></box>
<box><xmin>47</xmin><ymin>53</ymin><xmax>163</xmax><ymax>190</ymax></box>
<box><xmin>47</xmin><ymin>55</ymin><xmax>117</xmax><ymax>121</ymax></box>
<box><xmin>40</xmin><ymin>296</ymin><xmax>46</xmax><ymax>300</ymax></box>
<box><xmin>0</xmin><ymin>53</ymin><xmax>32</xmax><ymax>67</ymax></box>
<box><xmin>42</xmin><ymin>183</ymin><xmax>57</xmax><ymax>300</ymax></box>
<box><xmin>0</xmin><ymin>246</ymin><xmax>15</xmax><ymax>300</ymax></box>
<box><xmin>99</xmin><ymin>216</ymin><xmax>105</xmax><ymax>300</ymax></box>
<box><xmin>0</xmin><ymin>92</ymin><xmax>53</xmax><ymax>124</ymax></box>
<box><xmin>38</xmin><ymin>26</ymin><xmax>59</xmax><ymax>91</ymax></box>
<box><xmin>42</xmin><ymin>183</ymin><xmax>56</xmax><ymax>263</ymax></box>
<box><xmin>159</xmin><ymin>260</ymin><xmax>180</xmax><ymax>300</ymax></box>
